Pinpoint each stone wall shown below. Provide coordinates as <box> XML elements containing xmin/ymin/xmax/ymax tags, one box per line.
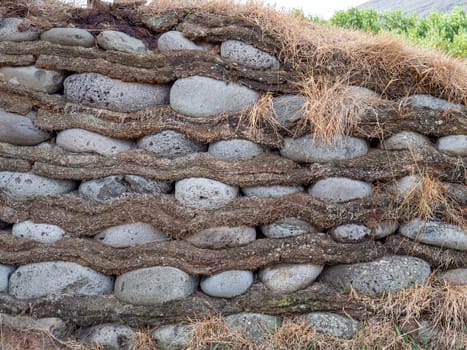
<box><xmin>0</xmin><ymin>6</ymin><xmax>466</xmax><ymax>349</ymax></box>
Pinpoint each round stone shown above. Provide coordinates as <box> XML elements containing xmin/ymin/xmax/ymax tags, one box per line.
<box><xmin>114</xmin><ymin>266</ymin><xmax>198</xmax><ymax>305</ymax></box>
<box><xmin>381</xmin><ymin>131</ymin><xmax>432</xmax><ymax>151</ymax></box>
<box><xmin>329</xmin><ymin>224</ymin><xmax>371</xmax><ymax>243</ymax></box>
<box><xmin>77</xmin><ymin>324</ymin><xmax>136</xmax><ymax>350</ymax></box>
<box><xmin>208</xmin><ymin>139</ymin><xmax>264</xmax><ymax>162</ymax></box>
<box><xmin>0</xmin><ymin>66</ymin><xmax>64</xmax><ymax>94</ymax></box>
<box><xmin>0</xmin><ymin>109</ymin><xmax>50</xmax><ymax>146</ymax></box>
<box><xmin>260</xmin><ymin>218</ymin><xmax>318</xmax><ymax>238</ymax></box>
<box><xmin>79</xmin><ymin>176</ymin><xmax>127</xmax><ymax>202</ymax></box>
<box><xmin>97</xmin><ymin>30</ymin><xmax>145</xmax><ymax>54</ymax></box>
<box><xmin>0</xmin><ymin>18</ymin><xmax>39</xmax><ymax>42</ymax></box>
<box><xmin>170</xmin><ymin>76</ymin><xmax>259</xmax><ymax>117</ymax></box>
<box><xmin>300</xmin><ymin>312</ymin><xmax>359</xmax><ymax>339</ymax></box>
<box><xmin>9</xmin><ymin>262</ymin><xmax>114</xmax><ymax>299</ymax></box>
<box><xmin>186</xmin><ymin>226</ymin><xmax>256</xmax><ymax>249</ymax></box>
<box><xmin>157</xmin><ymin>31</ymin><xmax>206</xmax><ymax>51</ymax></box>
<box><xmin>224</xmin><ymin>313</ymin><xmax>281</xmax><ymax>343</ymax></box>
<box><xmin>438</xmin><ymin>269</ymin><xmax>467</xmax><ymax>285</ymax></box>
<box><xmin>309</xmin><ymin>177</ymin><xmax>373</xmax><ymax>203</ymax></box>
<box><xmin>137</xmin><ymin>131</ymin><xmax>207</xmax><ymax>159</ymax></box>
<box><xmin>220</xmin><ymin>40</ymin><xmax>280</xmax><ymax>70</ymax></box>
<box><xmin>0</xmin><ymin>265</ymin><xmax>15</xmax><ymax>293</ymax></box>
<box><xmin>281</xmin><ymin>135</ymin><xmax>368</xmax><ymax>162</ymax></box>
<box><xmin>12</xmin><ymin>220</ymin><xmax>66</xmax><ymax>243</ymax></box>
<box><xmin>175</xmin><ymin>178</ymin><xmax>239</xmax><ymax>210</ymax></box>
<box><xmin>124</xmin><ymin>175</ymin><xmax>172</xmax><ymax>194</ymax></box>
<box><xmin>400</xmin><ymin>94</ymin><xmax>466</xmax><ymax>112</ymax></box>
<box><xmin>200</xmin><ymin>270</ymin><xmax>254</xmax><ymax>298</ymax></box>
<box><xmin>242</xmin><ymin>185</ymin><xmax>303</xmax><ymax>198</ymax></box>
<box><xmin>41</xmin><ymin>28</ymin><xmax>95</xmax><ymax>47</ymax></box>
<box><xmin>272</xmin><ymin>94</ymin><xmax>305</xmax><ymax>124</ymax></box>
<box><xmin>152</xmin><ymin>324</ymin><xmax>193</xmax><ymax>350</ymax></box>
<box><xmin>437</xmin><ymin>135</ymin><xmax>467</xmax><ymax>156</ymax></box>
<box><xmin>95</xmin><ymin>222</ymin><xmax>170</xmax><ymax>248</ymax></box>
<box><xmin>259</xmin><ymin>263</ymin><xmax>324</xmax><ymax>293</ymax></box>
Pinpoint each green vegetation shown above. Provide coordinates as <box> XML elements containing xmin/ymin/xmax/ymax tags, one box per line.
<box><xmin>301</xmin><ymin>7</ymin><xmax>467</xmax><ymax>58</ymax></box>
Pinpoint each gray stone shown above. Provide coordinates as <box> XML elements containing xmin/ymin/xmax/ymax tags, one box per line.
<box><xmin>242</xmin><ymin>185</ymin><xmax>303</xmax><ymax>198</ymax></box>
<box><xmin>399</xmin><ymin>218</ymin><xmax>467</xmax><ymax>251</ymax></box>
<box><xmin>208</xmin><ymin>139</ymin><xmax>264</xmax><ymax>162</ymax></box>
<box><xmin>9</xmin><ymin>262</ymin><xmax>114</xmax><ymax>299</ymax></box>
<box><xmin>200</xmin><ymin>270</ymin><xmax>254</xmax><ymax>298</ymax></box>
<box><xmin>414</xmin><ymin>320</ymin><xmax>439</xmax><ymax>346</ymax></box>
<box><xmin>95</xmin><ymin>222</ymin><xmax>170</xmax><ymax>248</ymax></box>
<box><xmin>438</xmin><ymin>268</ymin><xmax>467</xmax><ymax>285</ymax></box>
<box><xmin>300</xmin><ymin>312</ymin><xmax>359</xmax><ymax>339</ymax></box>
<box><xmin>40</xmin><ymin>27</ymin><xmax>95</xmax><ymax>47</ymax></box>
<box><xmin>320</xmin><ymin>256</ymin><xmax>431</xmax><ymax>296</ymax></box>
<box><xmin>260</xmin><ymin>218</ymin><xmax>318</xmax><ymax>238</ymax></box>
<box><xmin>220</xmin><ymin>40</ymin><xmax>280</xmax><ymax>70</ymax></box>
<box><xmin>97</xmin><ymin>30</ymin><xmax>145</xmax><ymax>55</ymax></box>
<box><xmin>0</xmin><ymin>265</ymin><xmax>15</xmax><ymax>292</ymax></box>
<box><xmin>186</xmin><ymin>226</ymin><xmax>256</xmax><ymax>249</ymax></box>
<box><xmin>309</xmin><ymin>177</ymin><xmax>373</xmax><ymax>203</ymax></box>
<box><xmin>12</xmin><ymin>220</ymin><xmax>66</xmax><ymax>243</ymax></box>
<box><xmin>382</xmin><ymin>131</ymin><xmax>432</xmax><ymax>151</ymax></box>
<box><xmin>157</xmin><ymin>31</ymin><xmax>206</xmax><ymax>51</ymax></box>
<box><xmin>137</xmin><ymin>131</ymin><xmax>207</xmax><ymax>159</ymax></box>
<box><xmin>77</xmin><ymin>324</ymin><xmax>136</xmax><ymax>350</ymax></box>
<box><xmin>0</xmin><ymin>109</ymin><xmax>50</xmax><ymax>146</ymax></box>
<box><xmin>114</xmin><ymin>266</ymin><xmax>198</xmax><ymax>305</ymax></box>
<box><xmin>348</xmin><ymin>86</ymin><xmax>379</xmax><ymax>99</ymax></box>
<box><xmin>79</xmin><ymin>176</ymin><xmax>127</xmax><ymax>202</ymax></box>
<box><xmin>368</xmin><ymin>220</ymin><xmax>399</xmax><ymax>239</ymax></box>
<box><xmin>259</xmin><ymin>263</ymin><xmax>324</xmax><ymax>293</ymax></box>
<box><xmin>0</xmin><ymin>172</ymin><xmax>76</xmax><ymax>200</ymax></box>
<box><xmin>125</xmin><ymin>175</ymin><xmax>172</xmax><ymax>194</ymax></box>
<box><xmin>0</xmin><ymin>18</ymin><xmax>39</xmax><ymax>42</ymax></box>
<box><xmin>64</xmin><ymin>73</ymin><xmax>170</xmax><ymax>112</ymax></box>
<box><xmin>0</xmin><ymin>313</ymin><xmax>69</xmax><ymax>339</ymax></box>
<box><xmin>329</xmin><ymin>224</ymin><xmax>371</xmax><ymax>243</ymax></box>
<box><xmin>175</xmin><ymin>178</ymin><xmax>239</xmax><ymax>209</ymax></box>
<box><xmin>170</xmin><ymin>76</ymin><xmax>259</xmax><ymax>117</ymax></box>
<box><xmin>272</xmin><ymin>94</ymin><xmax>305</xmax><ymax>124</ymax></box>
<box><xmin>56</xmin><ymin>128</ymin><xmax>132</xmax><ymax>156</ymax></box>
<box><xmin>437</xmin><ymin>135</ymin><xmax>467</xmax><ymax>156</ymax></box>
<box><xmin>280</xmin><ymin>135</ymin><xmax>368</xmax><ymax>162</ymax></box>
<box><xmin>224</xmin><ymin>313</ymin><xmax>281</xmax><ymax>343</ymax></box>
<box><xmin>392</xmin><ymin>175</ymin><xmax>422</xmax><ymax>197</ymax></box>
<box><xmin>400</xmin><ymin>94</ymin><xmax>466</xmax><ymax>112</ymax></box>
<box><xmin>152</xmin><ymin>324</ymin><xmax>192</xmax><ymax>350</ymax></box>
<box><xmin>445</xmin><ymin>182</ymin><xmax>467</xmax><ymax>206</ymax></box>
<box><xmin>0</xmin><ymin>66</ymin><xmax>64</xmax><ymax>94</ymax></box>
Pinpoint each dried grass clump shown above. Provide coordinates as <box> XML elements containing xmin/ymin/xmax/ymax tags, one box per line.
<box><xmin>129</xmin><ymin>330</ymin><xmax>157</xmax><ymax>350</ymax></box>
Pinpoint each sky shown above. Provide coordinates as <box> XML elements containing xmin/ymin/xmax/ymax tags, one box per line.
<box><xmin>63</xmin><ymin>0</ymin><xmax>368</xmax><ymax>19</ymax></box>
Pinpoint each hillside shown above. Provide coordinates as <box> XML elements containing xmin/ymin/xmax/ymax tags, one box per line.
<box><xmin>359</xmin><ymin>0</ymin><xmax>467</xmax><ymax>17</ymax></box>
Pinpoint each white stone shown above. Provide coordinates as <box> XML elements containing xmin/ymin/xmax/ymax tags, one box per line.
<box><xmin>175</xmin><ymin>178</ymin><xmax>239</xmax><ymax>210</ymax></box>
<box><xmin>259</xmin><ymin>263</ymin><xmax>324</xmax><ymax>293</ymax></box>
<box><xmin>97</xmin><ymin>30</ymin><xmax>145</xmax><ymax>55</ymax></box>
<box><xmin>300</xmin><ymin>312</ymin><xmax>359</xmax><ymax>339</ymax></box>
<box><xmin>437</xmin><ymin>135</ymin><xmax>467</xmax><ymax>156</ymax></box>
<box><xmin>78</xmin><ymin>324</ymin><xmax>136</xmax><ymax>350</ymax></box>
<box><xmin>329</xmin><ymin>224</ymin><xmax>371</xmax><ymax>242</ymax></box>
<box><xmin>0</xmin><ymin>66</ymin><xmax>64</xmax><ymax>94</ymax></box>
<box><xmin>9</xmin><ymin>262</ymin><xmax>114</xmax><ymax>299</ymax></box>
<box><xmin>0</xmin><ymin>265</ymin><xmax>15</xmax><ymax>293</ymax></box>
<box><xmin>208</xmin><ymin>139</ymin><xmax>264</xmax><ymax>162</ymax></box>
<box><xmin>200</xmin><ymin>270</ymin><xmax>253</xmax><ymax>298</ymax></box>
<box><xmin>64</xmin><ymin>73</ymin><xmax>170</xmax><ymax>112</ymax></box>
<box><xmin>186</xmin><ymin>226</ymin><xmax>256</xmax><ymax>249</ymax></box>
<box><xmin>281</xmin><ymin>135</ymin><xmax>368</xmax><ymax>162</ymax></box>
<box><xmin>382</xmin><ymin>131</ymin><xmax>432</xmax><ymax>151</ymax></box>
<box><xmin>114</xmin><ymin>266</ymin><xmax>198</xmax><ymax>305</ymax></box>
<box><xmin>0</xmin><ymin>18</ymin><xmax>39</xmax><ymax>42</ymax></box>
<box><xmin>220</xmin><ymin>40</ymin><xmax>280</xmax><ymax>70</ymax></box>
<box><xmin>309</xmin><ymin>177</ymin><xmax>373</xmax><ymax>203</ymax></box>
<box><xmin>0</xmin><ymin>109</ymin><xmax>50</xmax><ymax>146</ymax></box>
<box><xmin>152</xmin><ymin>324</ymin><xmax>193</xmax><ymax>350</ymax></box>
<box><xmin>137</xmin><ymin>131</ymin><xmax>206</xmax><ymax>159</ymax></box>
<box><xmin>95</xmin><ymin>222</ymin><xmax>170</xmax><ymax>248</ymax></box>
<box><xmin>260</xmin><ymin>218</ymin><xmax>318</xmax><ymax>238</ymax></box>
<box><xmin>41</xmin><ymin>28</ymin><xmax>95</xmax><ymax>47</ymax></box>
<box><xmin>79</xmin><ymin>176</ymin><xmax>127</xmax><ymax>202</ymax></box>
<box><xmin>0</xmin><ymin>172</ymin><xmax>76</xmax><ymax>200</ymax></box>
<box><xmin>170</xmin><ymin>76</ymin><xmax>259</xmax><ymax>117</ymax></box>
<box><xmin>242</xmin><ymin>185</ymin><xmax>303</xmax><ymax>198</ymax></box>
<box><xmin>399</xmin><ymin>218</ymin><xmax>467</xmax><ymax>251</ymax></box>
<box><xmin>12</xmin><ymin>220</ymin><xmax>66</xmax><ymax>243</ymax></box>
<box><xmin>157</xmin><ymin>31</ymin><xmax>206</xmax><ymax>51</ymax></box>
<box><xmin>56</xmin><ymin>129</ymin><xmax>133</xmax><ymax>156</ymax></box>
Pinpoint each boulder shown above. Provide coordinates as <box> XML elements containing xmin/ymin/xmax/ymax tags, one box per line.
<box><xmin>260</xmin><ymin>218</ymin><xmax>318</xmax><ymax>238</ymax></box>
<box><xmin>185</xmin><ymin>226</ymin><xmax>256</xmax><ymax>249</ymax></box>
<box><xmin>0</xmin><ymin>18</ymin><xmax>39</xmax><ymax>41</ymax></box>
<box><xmin>97</xmin><ymin>30</ymin><xmax>145</xmax><ymax>54</ymax></box>
<box><xmin>64</xmin><ymin>73</ymin><xmax>170</xmax><ymax>112</ymax></box>
<box><xmin>95</xmin><ymin>222</ymin><xmax>170</xmax><ymax>248</ymax></box>
<box><xmin>137</xmin><ymin>131</ymin><xmax>207</xmax><ymax>159</ymax></box>
<box><xmin>220</xmin><ymin>40</ymin><xmax>280</xmax><ymax>70</ymax></box>
<box><xmin>77</xmin><ymin>324</ymin><xmax>136</xmax><ymax>350</ymax></box>
<box><xmin>0</xmin><ymin>265</ymin><xmax>15</xmax><ymax>293</ymax></box>
<box><xmin>12</xmin><ymin>220</ymin><xmax>66</xmax><ymax>243</ymax></box>
<box><xmin>152</xmin><ymin>324</ymin><xmax>193</xmax><ymax>350</ymax></box>
<box><xmin>437</xmin><ymin>135</ymin><xmax>467</xmax><ymax>156</ymax></box>
<box><xmin>9</xmin><ymin>262</ymin><xmax>114</xmax><ymax>299</ymax></box>
<box><xmin>242</xmin><ymin>185</ymin><xmax>303</xmax><ymax>198</ymax></box>
<box><xmin>0</xmin><ymin>109</ymin><xmax>50</xmax><ymax>146</ymax></box>
<box><xmin>0</xmin><ymin>66</ymin><xmax>64</xmax><ymax>94</ymax></box>
<box><xmin>300</xmin><ymin>312</ymin><xmax>359</xmax><ymax>339</ymax></box>
<box><xmin>309</xmin><ymin>177</ymin><xmax>373</xmax><ymax>203</ymax></box>
<box><xmin>114</xmin><ymin>266</ymin><xmax>198</xmax><ymax>305</ymax></box>
<box><xmin>41</xmin><ymin>27</ymin><xmax>95</xmax><ymax>47</ymax></box>
<box><xmin>281</xmin><ymin>135</ymin><xmax>368</xmax><ymax>162</ymax></box>
<box><xmin>208</xmin><ymin>139</ymin><xmax>264</xmax><ymax>161</ymax></box>
<box><xmin>259</xmin><ymin>263</ymin><xmax>324</xmax><ymax>293</ymax></box>
<box><xmin>170</xmin><ymin>76</ymin><xmax>259</xmax><ymax>117</ymax></box>
<box><xmin>329</xmin><ymin>224</ymin><xmax>371</xmax><ymax>243</ymax></box>
<box><xmin>320</xmin><ymin>256</ymin><xmax>431</xmax><ymax>296</ymax></box>
<box><xmin>175</xmin><ymin>178</ymin><xmax>239</xmax><ymax>209</ymax></box>
<box><xmin>157</xmin><ymin>31</ymin><xmax>206</xmax><ymax>51</ymax></box>
<box><xmin>224</xmin><ymin>313</ymin><xmax>281</xmax><ymax>343</ymax></box>
<box><xmin>200</xmin><ymin>270</ymin><xmax>254</xmax><ymax>298</ymax></box>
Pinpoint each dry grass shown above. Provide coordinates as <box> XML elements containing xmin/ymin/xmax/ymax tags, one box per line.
<box><xmin>130</xmin><ymin>330</ymin><xmax>157</xmax><ymax>350</ymax></box>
